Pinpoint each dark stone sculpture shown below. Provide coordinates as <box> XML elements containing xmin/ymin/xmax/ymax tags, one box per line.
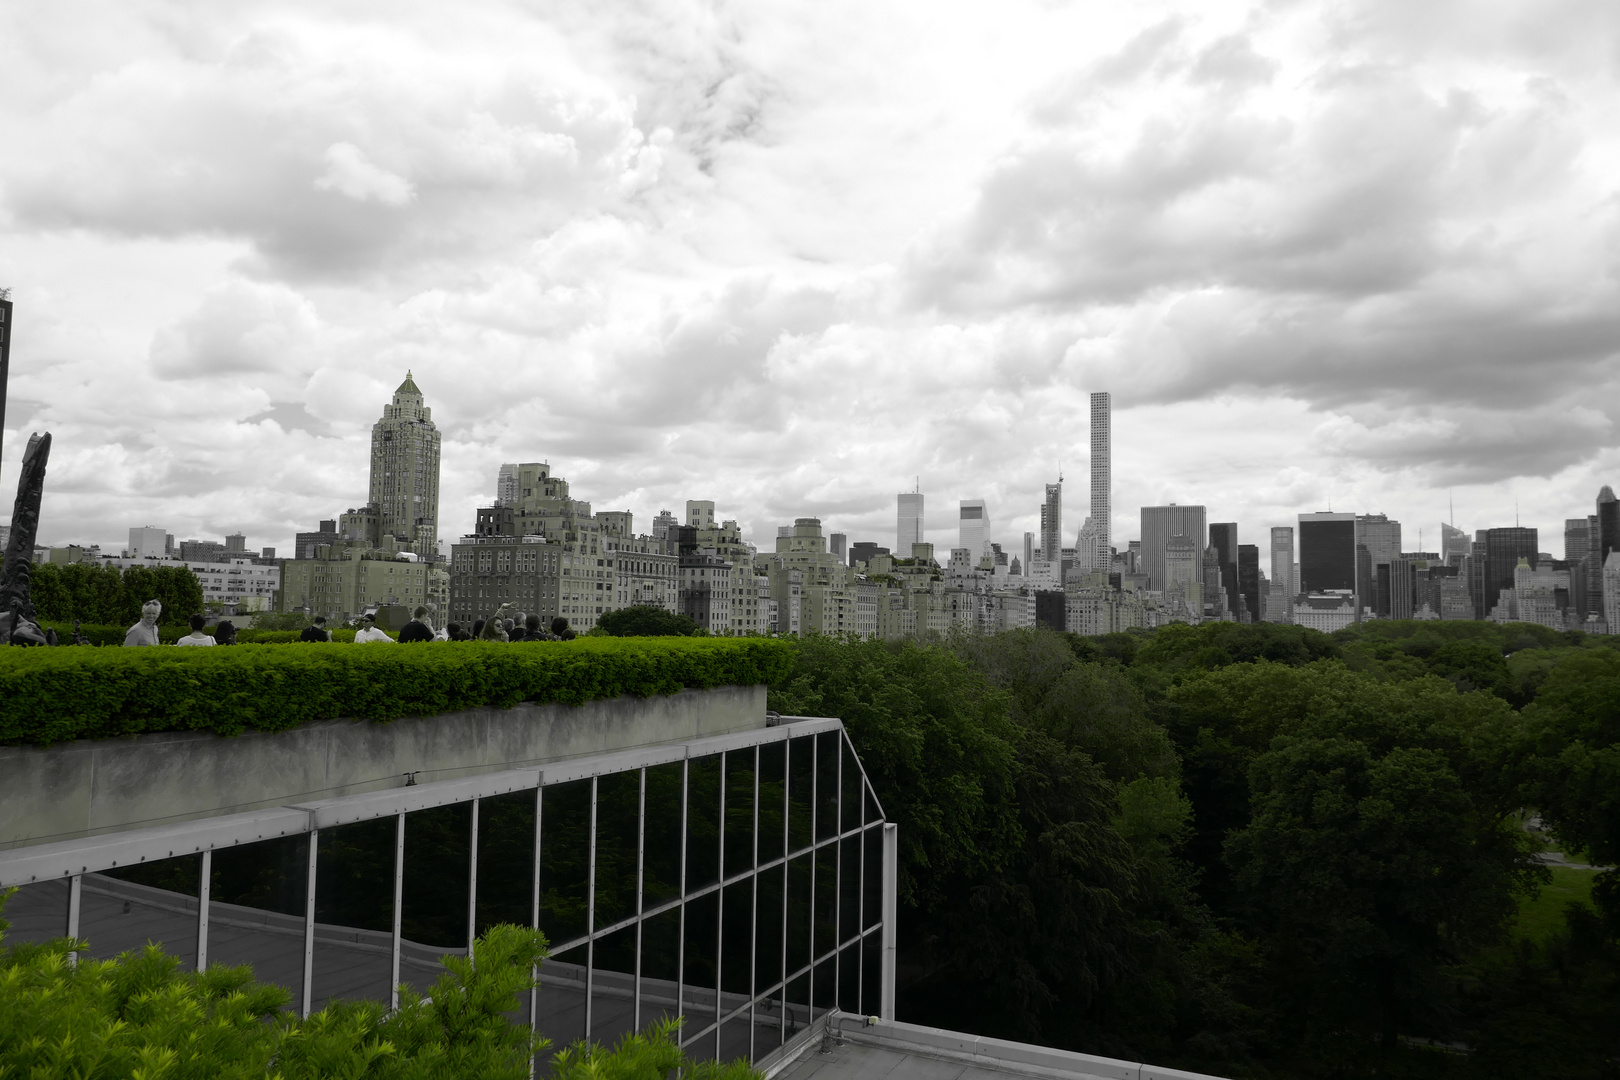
<box><xmin>0</xmin><ymin>432</ymin><xmax>52</xmax><ymax>646</ymax></box>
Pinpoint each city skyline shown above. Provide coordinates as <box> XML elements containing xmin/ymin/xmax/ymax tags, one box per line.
<box><xmin>2</xmin><ymin>3</ymin><xmax>1617</xmax><ymax>573</ymax></box>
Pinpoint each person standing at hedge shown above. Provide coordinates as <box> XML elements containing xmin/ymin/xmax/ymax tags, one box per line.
<box><xmin>175</xmin><ymin>613</ymin><xmax>214</xmax><ymax>647</ymax></box>
<box><xmin>123</xmin><ymin>599</ymin><xmax>162</xmax><ymax>647</ymax></box>
<box><xmin>299</xmin><ymin>616</ymin><xmax>331</xmax><ymax>642</ymax></box>
<box><xmin>355</xmin><ymin>613</ymin><xmax>394</xmax><ymax>643</ymax></box>
<box><xmin>214</xmin><ymin>620</ymin><xmax>237</xmax><ymax>645</ymax></box>
<box><xmin>398</xmin><ymin>605</ymin><xmax>434</xmax><ymax>643</ymax></box>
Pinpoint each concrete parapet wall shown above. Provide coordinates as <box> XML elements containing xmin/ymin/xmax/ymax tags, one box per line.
<box><xmin>0</xmin><ymin>684</ymin><xmax>765</xmax><ymax>851</ymax></box>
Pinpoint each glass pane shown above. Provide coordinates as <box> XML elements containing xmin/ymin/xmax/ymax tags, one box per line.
<box><xmin>1</xmin><ymin>878</ymin><xmax>69</xmax><ymax>947</ymax></box>
<box><xmin>862</xmin><ymin>930</ymin><xmax>880</xmax><ymax>1019</ymax></box>
<box><xmin>83</xmin><ymin>855</ymin><xmax>201</xmax><ymax>969</ymax></box>
<box><xmin>639</xmin><ymin>906</ymin><xmax>681</xmax><ymax>1030</ymax></box>
<box><xmin>754</xmin><ymin>863</ymin><xmax>784</xmax><ymax>993</ymax></box>
<box><xmin>816</xmin><ymin>733</ymin><xmax>839</xmax><ymax>842</ymax></box>
<box><xmin>590</xmin><ymin>925</ymin><xmax>637</xmax><ymax>1048</ymax></box>
<box><xmin>755</xmin><ymin>986</ymin><xmax>786</xmax><ymax>1057</ymax></box>
<box><xmin>723</xmin><ymin>749</ymin><xmax>755</xmax><ymax>878</ymax></box>
<box><xmin>787</xmin><ymin>737</ymin><xmax>815</xmax><ymax>854</ymax></box>
<box><xmin>757</xmin><ymin>740</ymin><xmax>787</xmax><ymax>866</ymax></box>
<box><xmin>812</xmin><ymin>957</ymin><xmax>835</xmax><ymax>1016</ymax></box>
<box><xmin>312</xmin><ymin>817</ymin><xmax>396</xmax><ymax>1010</ymax></box>
<box><xmin>863</xmin><ymin>825</ymin><xmax>883</xmax><ymax>932</ymax></box>
<box><xmin>865</xmin><ymin>783</ymin><xmax>882</xmax><ymax>828</ymax></box>
<box><xmin>786</xmin><ymin>854</ymin><xmax>811</xmax><ymax>976</ymax></box>
<box><xmin>643</xmin><ymin>763</ymin><xmax>683</xmax><ymax>910</ymax></box>
<box><xmin>720</xmin><ymin>879</ymin><xmax>752</xmax><ymax>1000</ymax></box>
<box><xmin>209</xmin><ymin>835</ymin><xmax>309</xmax><ymax>1002</ymax></box>
<box><xmin>541</xmin><ymin>779</ymin><xmax>591</xmax><ymax>947</ymax></box>
<box><xmin>684</xmin><ymin>1025</ymin><xmax>717</xmax><ymax>1064</ymax></box>
<box><xmin>400</xmin><ymin>801</ymin><xmax>472</xmax><ymax>995</ymax></box>
<box><xmin>476</xmin><ymin>789</ymin><xmax>537</xmax><ymax>935</ymax></box>
<box><xmin>784</xmin><ymin>971</ymin><xmax>810</xmax><ymax>1038</ymax></box>
<box><xmin>839</xmin><ymin>942</ymin><xmax>860</xmax><ymax>1013</ymax></box>
<box><xmin>537</xmin><ymin>944</ymin><xmax>588</xmax><ymax>1063</ymax></box>
<box><xmin>685</xmin><ymin>756</ymin><xmax>722</xmax><ymax>894</ymax></box>
<box><xmin>813</xmin><ymin>845</ymin><xmax>837</xmax><ymax>960</ymax></box>
<box><xmin>840</xmin><ymin>837</ymin><xmax>860</xmax><ymax>947</ymax></box>
<box><xmin>594</xmin><ymin>771</ymin><xmax>641</xmax><ymax>931</ymax></box>
<box><xmin>718</xmin><ymin>1012</ymin><xmax>752</xmax><ymax>1067</ymax></box>
<box><xmin>682</xmin><ymin>891</ymin><xmax>719</xmax><ymax>1031</ymax></box>
<box><xmin>842</xmin><ymin>738</ymin><xmax>863</xmax><ymax>834</ymax></box>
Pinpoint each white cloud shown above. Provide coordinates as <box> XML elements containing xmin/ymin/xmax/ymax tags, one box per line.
<box><xmin>314</xmin><ymin>143</ymin><xmax>416</xmax><ymax>207</ymax></box>
<box><xmin>0</xmin><ymin>0</ymin><xmax>1616</xmax><ymax>565</ymax></box>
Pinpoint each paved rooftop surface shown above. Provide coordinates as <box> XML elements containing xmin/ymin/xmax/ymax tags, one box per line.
<box><xmin>766</xmin><ymin>1018</ymin><xmax>1220</xmax><ymax>1080</ymax></box>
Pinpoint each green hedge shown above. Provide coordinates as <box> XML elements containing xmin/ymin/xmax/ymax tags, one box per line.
<box><xmin>36</xmin><ymin>623</ymin><xmax>366</xmax><ymax>646</ymax></box>
<box><xmin>0</xmin><ymin>637</ymin><xmax>794</xmax><ymax>745</ymax></box>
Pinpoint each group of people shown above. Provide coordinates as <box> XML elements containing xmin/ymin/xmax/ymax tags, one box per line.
<box><xmin>120</xmin><ymin>599</ymin><xmax>577</xmax><ymax>647</ymax></box>
<box><xmin>123</xmin><ymin>600</ymin><xmax>237</xmax><ymax>647</ymax></box>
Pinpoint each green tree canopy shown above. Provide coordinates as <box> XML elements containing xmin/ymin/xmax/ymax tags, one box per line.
<box><xmin>596</xmin><ymin>605</ymin><xmax>703</xmax><ymax>637</ymax></box>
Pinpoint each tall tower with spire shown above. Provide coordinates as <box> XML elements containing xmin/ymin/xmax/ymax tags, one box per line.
<box><xmin>369</xmin><ymin>371</ymin><xmax>442</xmax><ymax>560</ymax></box>
<box><xmin>1090</xmin><ymin>391</ymin><xmax>1111</xmax><ymax>570</ymax></box>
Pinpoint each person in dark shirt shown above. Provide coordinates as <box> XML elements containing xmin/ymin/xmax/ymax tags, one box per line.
<box><xmin>214</xmin><ymin>620</ymin><xmax>237</xmax><ymax>645</ymax></box>
<box><xmin>508</xmin><ymin>610</ymin><xmax>528</xmax><ymax>642</ymax></box>
<box><xmin>397</xmin><ymin>605</ymin><xmax>435</xmax><ymax>643</ymax></box>
<box><xmin>299</xmin><ymin>616</ymin><xmax>331</xmax><ymax>642</ymax></box>
<box><xmin>524</xmin><ymin>613</ymin><xmax>545</xmax><ymax>640</ymax></box>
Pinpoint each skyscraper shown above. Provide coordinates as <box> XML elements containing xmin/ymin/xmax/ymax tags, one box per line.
<box><xmin>1090</xmin><ymin>392</ymin><xmax>1111</xmax><ymax>568</ymax></box>
<box><xmin>1599</xmin><ymin>486</ymin><xmax>1620</xmax><ymax>566</ymax></box>
<box><xmin>1483</xmin><ymin>527</ymin><xmax>1538</xmax><ymax>617</ymax></box>
<box><xmin>495</xmin><ymin>464</ymin><xmax>519</xmax><ymax>507</ymax></box>
<box><xmin>369</xmin><ymin>371</ymin><xmax>442</xmax><ymax>559</ymax></box>
<box><xmin>1268</xmin><ymin>526</ymin><xmax>1294</xmax><ymax>623</ymax></box>
<box><xmin>1140</xmin><ymin>505</ymin><xmax>1207</xmax><ymax>591</ymax></box>
<box><xmin>1040</xmin><ymin>481</ymin><xmax>1061</xmax><ymax>564</ymax></box>
<box><xmin>1238</xmin><ymin>544</ymin><xmax>1260</xmax><ymax>624</ymax></box>
<box><xmin>1440</xmin><ymin>521</ymin><xmax>1469</xmax><ymax>565</ymax></box>
<box><xmin>1298</xmin><ymin>512</ymin><xmax>1357</xmax><ymax>594</ymax></box>
<box><xmin>960</xmin><ymin>499</ymin><xmax>991</xmax><ymax>558</ymax></box>
<box><xmin>1209</xmin><ymin>522</ymin><xmax>1239</xmax><ymax>615</ymax></box>
<box><xmin>1356</xmin><ymin>514</ymin><xmax>1402</xmax><ymax>566</ymax></box>
<box><xmin>897</xmin><ymin>490</ymin><xmax>925</xmax><ymax>554</ymax></box>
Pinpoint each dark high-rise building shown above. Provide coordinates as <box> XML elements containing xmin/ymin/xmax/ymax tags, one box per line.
<box><xmin>848</xmin><ymin>541</ymin><xmax>889</xmax><ymax>567</ymax></box>
<box><xmin>1482</xmin><ymin>527</ymin><xmax>1538</xmax><ymax>617</ymax></box>
<box><xmin>1599</xmin><ymin>486</ymin><xmax>1620</xmax><ymax>566</ymax></box>
<box><xmin>1209</xmin><ymin>522</ymin><xmax>1239</xmax><ymax>616</ymax></box>
<box><xmin>1238</xmin><ymin>544</ymin><xmax>1260</xmax><ymax>623</ymax></box>
<box><xmin>1298</xmin><ymin>512</ymin><xmax>1357</xmax><ymax>594</ymax></box>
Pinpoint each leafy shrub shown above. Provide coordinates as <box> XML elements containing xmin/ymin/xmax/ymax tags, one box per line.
<box><xmin>29</xmin><ymin>562</ymin><xmax>203</xmax><ymax>626</ymax></box>
<box><xmin>0</xmin><ymin>637</ymin><xmax>794</xmax><ymax>745</ymax></box>
<box><xmin>597</xmin><ymin>605</ymin><xmax>704</xmax><ymax>637</ymax></box>
<box><xmin>0</xmin><ymin>892</ymin><xmax>759</xmax><ymax>1080</ymax></box>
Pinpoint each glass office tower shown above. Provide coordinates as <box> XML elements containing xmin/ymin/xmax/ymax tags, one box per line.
<box><xmin>0</xmin><ymin>721</ymin><xmax>892</xmax><ymax>1067</ymax></box>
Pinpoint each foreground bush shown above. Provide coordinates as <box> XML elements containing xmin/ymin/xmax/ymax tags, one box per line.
<box><xmin>0</xmin><ymin>894</ymin><xmax>758</xmax><ymax>1080</ymax></box>
<box><xmin>0</xmin><ymin>637</ymin><xmax>794</xmax><ymax>745</ymax></box>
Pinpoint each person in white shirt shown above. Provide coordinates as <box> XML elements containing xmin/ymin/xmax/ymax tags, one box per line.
<box><xmin>354</xmin><ymin>614</ymin><xmax>395</xmax><ymax>643</ymax></box>
<box><xmin>175</xmin><ymin>613</ymin><xmax>214</xmax><ymax>647</ymax></box>
<box><xmin>124</xmin><ymin>599</ymin><xmax>162</xmax><ymax>647</ymax></box>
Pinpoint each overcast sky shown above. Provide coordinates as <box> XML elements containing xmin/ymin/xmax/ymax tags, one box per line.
<box><xmin>3</xmin><ymin>0</ymin><xmax>1618</xmax><ymax>572</ymax></box>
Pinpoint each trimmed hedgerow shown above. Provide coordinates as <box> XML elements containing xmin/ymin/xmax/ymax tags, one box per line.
<box><xmin>0</xmin><ymin>637</ymin><xmax>793</xmax><ymax>746</ymax></box>
<box><xmin>35</xmin><ymin>623</ymin><xmax>366</xmax><ymax>646</ymax></box>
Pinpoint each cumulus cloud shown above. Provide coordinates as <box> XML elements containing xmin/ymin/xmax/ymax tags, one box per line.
<box><xmin>3</xmin><ymin>0</ymin><xmax>1618</xmax><ymax>562</ymax></box>
<box><xmin>314</xmin><ymin>143</ymin><xmax>416</xmax><ymax>207</ymax></box>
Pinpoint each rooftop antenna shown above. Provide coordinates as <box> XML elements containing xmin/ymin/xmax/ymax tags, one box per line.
<box><xmin>1448</xmin><ymin>491</ymin><xmax>1454</xmax><ymax>527</ymax></box>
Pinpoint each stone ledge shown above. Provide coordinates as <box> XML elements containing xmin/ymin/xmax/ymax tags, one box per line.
<box><xmin>0</xmin><ymin>684</ymin><xmax>764</xmax><ymax>850</ymax></box>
